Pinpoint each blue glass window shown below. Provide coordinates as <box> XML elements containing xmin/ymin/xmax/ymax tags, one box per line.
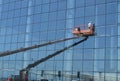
<box><xmin>9</xmin><ymin>2</ymin><xmax>15</xmax><ymax>10</ymax></box>
<box><xmin>35</xmin><ymin>0</ymin><xmax>42</xmax><ymax>5</ymax></box>
<box><xmin>96</xmin><ymin>0</ymin><xmax>105</xmax><ymax>4</ymax></box>
<box><xmin>55</xmin><ymin>30</ymin><xmax>65</xmax><ymax>39</ymax></box>
<box><xmin>96</xmin><ymin>15</ymin><xmax>105</xmax><ymax>26</ymax></box>
<box><xmin>50</xmin><ymin>2</ymin><xmax>58</xmax><ymax>12</ymax></box>
<box><xmin>8</xmin><ymin>11</ymin><xmax>14</xmax><ymax>18</ymax></box>
<box><xmin>45</xmin><ymin>61</ymin><xmax>54</xmax><ymax>70</ymax></box>
<box><xmin>42</xmin><ymin>4</ymin><xmax>49</xmax><ymax>13</ymax></box>
<box><xmin>58</xmin><ymin>0</ymin><xmax>66</xmax><ymax>10</ymax></box>
<box><xmin>75</xmin><ymin>17</ymin><xmax>84</xmax><ymax>25</ymax></box>
<box><xmin>106</xmin><ymin>48</ymin><xmax>118</xmax><ymax>60</ymax></box>
<box><xmin>0</xmin><ymin>0</ymin><xmax>2</xmax><ymax>4</ymax></box>
<box><xmin>40</xmin><ymin>22</ymin><xmax>48</xmax><ymax>31</ymax></box>
<box><xmin>13</xmin><ymin>18</ymin><xmax>20</xmax><ymax>26</ymax></box>
<box><xmin>76</xmin><ymin>0</ymin><xmax>84</xmax><ymax>7</ymax></box>
<box><xmin>50</xmin><ymin>0</ymin><xmax>58</xmax><ymax>3</ymax></box>
<box><xmin>14</xmin><ymin>9</ymin><xmax>20</xmax><ymax>17</ymax></box>
<box><xmin>3</xmin><ymin>3</ymin><xmax>9</xmax><ymax>11</ymax></box>
<box><xmin>55</xmin><ymin>61</ymin><xmax>63</xmax><ymax>70</ymax></box>
<box><xmin>3</xmin><ymin>61</ymin><xmax>9</xmax><ymax>69</ymax></box>
<box><xmin>85</xmin><ymin>6</ymin><xmax>95</xmax><ymax>16</ymax></box>
<box><xmin>83</xmin><ymin>61</ymin><xmax>94</xmax><ymax>71</ymax></box>
<box><xmin>95</xmin><ymin>37</ymin><xmax>105</xmax><ymax>48</ymax></box>
<box><xmin>7</xmin><ymin>19</ymin><xmax>13</xmax><ymax>27</ymax></box>
<box><xmin>95</xmin><ymin>49</ymin><xmax>105</xmax><ymax>60</ymax></box>
<box><xmin>48</xmin><ymin>21</ymin><xmax>56</xmax><ymax>31</ymax></box>
<box><xmin>94</xmin><ymin>61</ymin><xmax>104</xmax><ymax>72</ymax></box>
<box><xmin>75</xmin><ymin>8</ymin><xmax>84</xmax><ymax>17</ymax></box>
<box><xmin>42</xmin><ymin>0</ymin><xmax>50</xmax><ymax>4</ymax></box>
<box><xmin>15</xmin><ymin>61</ymin><xmax>23</xmax><ymax>69</ymax></box>
<box><xmin>47</xmin><ymin>31</ymin><xmax>56</xmax><ymax>40</ymax></box>
<box><xmin>32</xmin><ymin>32</ymin><xmax>40</xmax><ymax>41</ymax></box>
<box><xmin>118</xmin><ymin>69</ymin><xmax>120</xmax><ymax>79</ymax></box>
<box><xmin>21</xmin><ymin>0</ymin><xmax>28</xmax><ymax>8</ymax></box>
<box><xmin>40</xmin><ymin>31</ymin><xmax>47</xmax><ymax>40</ymax></box>
<box><xmin>106</xmin><ymin>36</ymin><xmax>111</xmax><ymax>47</ymax></box>
<box><xmin>105</xmin><ymin>60</ymin><xmax>117</xmax><ymax>72</ymax></box>
<box><xmin>41</xmin><ymin>13</ymin><xmax>48</xmax><ymax>22</ymax></box>
<box><xmin>106</xmin><ymin>0</ymin><xmax>117</xmax><ymax>3</ymax></box>
<box><xmin>15</xmin><ymin>1</ymin><xmax>21</xmax><ymax>9</ymax></box>
<box><xmin>84</xmin><ymin>37</ymin><xmax>95</xmax><ymax>48</ymax></box>
<box><xmin>107</xmin><ymin>3</ymin><xmax>117</xmax><ymax>14</ymax></box>
<box><xmin>85</xmin><ymin>0</ymin><xmax>95</xmax><ymax>6</ymax></box>
<box><xmin>57</xmin><ymin>11</ymin><xmax>66</xmax><ymax>20</ymax></box>
<box><xmin>56</xmin><ymin>20</ymin><xmax>66</xmax><ymax>29</ymax></box>
<box><xmin>96</xmin><ymin>4</ymin><xmax>105</xmax><ymax>15</ymax></box>
<box><xmin>106</xmin><ymin>25</ymin><xmax>118</xmax><ymax>36</ymax></box>
<box><xmin>73</xmin><ymin>61</ymin><xmax>82</xmax><ymax>71</ymax></box>
<box><xmin>73</xmin><ymin>49</ymin><xmax>83</xmax><ymax>60</ymax></box>
<box><xmin>21</xmin><ymin>8</ymin><xmax>28</xmax><ymax>16</ymax></box>
<box><xmin>111</xmin><ymin>36</ymin><xmax>118</xmax><ymax>47</ymax></box>
<box><xmin>34</xmin><ymin>5</ymin><xmax>41</xmax><ymax>14</ymax></box>
<box><xmin>9</xmin><ymin>61</ymin><xmax>15</xmax><ymax>69</ymax></box>
<box><xmin>0</xmin><ymin>36</ymin><xmax>5</xmax><ymax>43</ymax></box>
<box><xmin>34</xmin><ymin>14</ymin><xmax>41</xmax><ymax>23</ymax></box>
<box><xmin>106</xmin><ymin>14</ymin><xmax>117</xmax><ymax>25</ymax></box>
<box><xmin>96</xmin><ymin>26</ymin><xmax>105</xmax><ymax>36</ymax></box>
<box><xmin>49</xmin><ymin>12</ymin><xmax>57</xmax><ymax>21</ymax></box>
<box><xmin>32</xmin><ymin>24</ymin><xmax>41</xmax><ymax>32</ymax></box>
<box><xmin>118</xmin><ymin>4</ymin><xmax>120</xmax><ymax>13</ymax></box>
<box><xmin>118</xmin><ymin>36</ymin><xmax>120</xmax><ymax>47</ymax></box>
<box><xmin>83</xmin><ymin>49</ymin><xmax>94</xmax><ymax>60</ymax></box>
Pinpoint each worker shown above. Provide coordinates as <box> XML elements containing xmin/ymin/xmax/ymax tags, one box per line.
<box><xmin>88</xmin><ymin>21</ymin><xmax>93</xmax><ymax>28</ymax></box>
<box><xmin>88</xmin><ymin>21</ymin><xmax>95</xmax><ymax>32</ymax></box>
<box><xmin>7</xmin><ymin>77</ymin><xmax>11</xmax><ymax>81</ymax></box>
<box><xmin>75</xmin><ymin>27</ymin><xmax>80</xmax><ymax>31</ymax></box>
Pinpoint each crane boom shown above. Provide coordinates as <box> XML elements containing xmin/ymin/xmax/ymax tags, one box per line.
<box><xmin>0</xmin><ymin>36</ymin><xmax>80</xmax><ymax>57</ymax></box>
<box><xmin>20</xmin><ymin>36</ymin><xmax>88</xmax><ymax>73</ymax></box>
<box><xmin>20</xmin><ymin>36</ymin><xmax>88</xmax><ymax>81</ymax></box>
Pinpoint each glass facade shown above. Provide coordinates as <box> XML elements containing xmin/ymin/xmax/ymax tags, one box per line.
<box><xmin>0</xmin><ymin>0</ymin><xmax>119</xmax><ymax>81</ymax></box>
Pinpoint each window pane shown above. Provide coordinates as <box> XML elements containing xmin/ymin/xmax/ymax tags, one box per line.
<box><xmin>94</xmin><ymin>61</ymin><xmax>104</xmax><ymax>72</ymax></box>
<box><xmin>95</xmin><ymin>37</ymin><xmax>105</xmax><ymax>48</ymax></box>
<box><xmin>85</xmin><ymin>6</ymin><xmax>95</xmax><ymax>16</ymax></box>
<box><xmin>76</xmin><ymin>0</ymin><xmax>85</xmax><ymax>7</ymax></box>
<box><xmin>83</xmin><ymin>61</ymin><xmax>94</xmax><ymax>71</ymax></box>
<box><xmin>57</xmin><ymin>11</ymin><xmax>66</xmax><ymax>20</ymax></box>
<box><xmin>73</xmin><ymin>61</ymin><xmax>82</xmax><ymax>71</ymax></box>
<box><xmin>96</xmin><ymin>4</ymin><xmax>105</xmax><ymax>15</ymax></box>
<box><xmin>107</xmin><ymin>3</ymin><xmax>117</xmax><ymax>14</ymax></box>
<box><xmin>95</xmin><ymin>49</ymin><xmax>105</xmax><ymax>60</ymax></box>
<box><xmin>96</xmin><ymin>26</ymin><xmax>105</xmax><ymax>36</ymax></box>
<box><xmin>75</xmin><ymin>8</ymin><xmax>84</xmax><ymax>17</ymax></box>
<box><xmin>106</xmin><ymin>48</ymin><xmax>118</xmax><ymax>60</ymax></box>
<box><xmin>105</xmin><ymin>61</ymin><xmax>117</xmax><ymax>72</ymax></box>
<box><xmin>96</xmin><ymin>15</ymin><xmax>105</xmax><ymax>26</ymax></box>
<box><xmin>106</xmin><ymin>0</ymin><xmax>117</xmax><ymax>3</ymax></box>
<box><xmin>106</xmin><ymin>14</ymin><xmax>117</xmax><ymax>25</ymax></box>
<box><xmin>58</xmin><ymin>0</ymin><xmax>66</xmax><ymax>10</ymax></box>
<box><xmin>85</xmin><ymin>0</ymin><xmax>95</xmax><ymax>6</ymax></box>
<box><xmin>84</xmin><ymin>49</ymin><xmax>94</xmax><ymax>60</ymax></box>
<box><xmin>96</xmin><ymin>0</ymin><xmax>105</xmax><ymax>4</ymax></box>
<box><xmin>73</xmin><ymin>49</ymin><xmax>83</xmax><ymax>60</ymax></box>
<box><xmin>50</xmin><ymin>2</ymin><xmax>57</xmax><ymax>12</ymax></box>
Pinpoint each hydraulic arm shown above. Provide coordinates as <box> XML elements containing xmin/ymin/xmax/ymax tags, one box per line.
<box><xmin>20</xmin><ymin>36</ymin><xmax>88</xmax><ymax>81</ymax></box>
<box><xmin>0</xmin><ymin>36</ymin><xmax>80</xmax><ymax>57</ymax></box>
